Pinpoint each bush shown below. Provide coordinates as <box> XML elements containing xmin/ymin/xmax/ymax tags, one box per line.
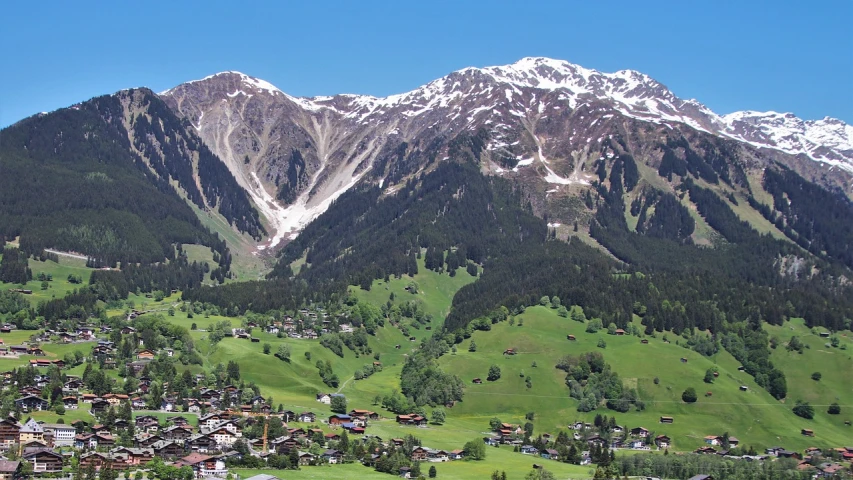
<box><xmin>487</xmin><ymin>365</ymin><xmax>501</xmax><ymax>381</ymax></box>
<box><xmin>682</xmin><ymin>387</ymin><xmax>697</xmax><ymax>403</ymax></box>
<box><xmin>793</xmin><ymin>400</ymin><xmax>814</xmax><ymax>419</ymax></box>
<box><xmin>811</xmin><ymin>372</ymin><xmax>821</xmax><ymax>381</ymax></box>
<box><xmin>827</xmin><ymin>403</ymin><xmax>841</xmax><ymax>415</ymax></box>
<box><xmin>263</xmin><ymin>343</ymin><xmax>271</xmax><ymax>355</ymax></box>
<box><xmin>597</xmin><ymin>338</ymin><xmax>607</xmax><ymax>349</ymax></box>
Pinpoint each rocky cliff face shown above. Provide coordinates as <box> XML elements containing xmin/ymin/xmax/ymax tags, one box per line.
<box><xmin>160</xmin><ymin>58</ymin><xmax>853</xmax><ymax>247</ymax></box>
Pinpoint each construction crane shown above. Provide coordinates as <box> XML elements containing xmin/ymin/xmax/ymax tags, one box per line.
<box><xmin>225</xmin><ymin>409</ymin><xmax>271</xmax><ymax>454</ymax></box>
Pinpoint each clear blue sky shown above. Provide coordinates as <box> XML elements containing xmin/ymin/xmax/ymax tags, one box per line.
<box><xmin>2</xmin><ymin>0</ymin><xmax>851</xmax><ymax>127</ymax></box>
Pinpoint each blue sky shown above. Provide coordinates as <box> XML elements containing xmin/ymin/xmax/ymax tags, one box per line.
<box><xmin>1</xmin><ymin>1</ymin><xmax>851</xmax><ymax>127</ymax></box>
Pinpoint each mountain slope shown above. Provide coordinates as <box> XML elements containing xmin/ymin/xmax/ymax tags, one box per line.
<box><xmin>160</xmin><ymin>57</ymin><xmax>853</xmax><ymax>257</ymax></box>
<box><xmin>0</xmin><ymin>89</ymin><xmax>264</xmax><ymax>269</ymax></box>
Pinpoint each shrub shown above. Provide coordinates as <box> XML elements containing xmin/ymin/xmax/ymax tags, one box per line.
<box><xmin>811</xmin><ymin>372</ymin><xmax>821</xmax><ymax>381</ymax></box>
<box><xmin>793</xmin><ymin>400</ymin><xmax>814</xmax><ymax>419</ymax></box>
<box><xmin>682</xmin><ymin>387</ymin><xmax>697</xmax><ymax>403</ymax></box>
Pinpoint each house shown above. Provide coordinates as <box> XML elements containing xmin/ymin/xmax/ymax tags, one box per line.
<box><xmin>42</xmin><ymin>423</ymin><xmax>76</xmax><ymax>446</ymax></box>
<box><xmin>90</xmin><ymin>399</ymin><xmax>110</xmax><ymax>414</ymax></box>
<box><xmin>329</xmin><ymin>414</ymin><xmax>352</xmax><ymax>426</ymax></box>
<box><xmin>349</xmin><ymin>409</ymin><xmax>379</xmax><ymax>420</ymax></box>
<box><xmin>79</xmin><ymin>452</ymin><xmax>111</xmax><ymax>471</ymax></box>
<box><xmin>659</xmin><ymin>416</ymin><xmax>674</xmax><ymax>424</ymax></box>
<box><xmin>450</xmin><ymin>449</ymin><xmax>464</xmax><ymax>460</ymax></box>
<box><xmin>298</xmin><ymin>412</ymin><xmax>316</xmax><ymax>423</ymax></box>
<box><xmin>541</xmin><ymin>448</ymin><xmax>560</xmax><ymax>460</ymax></box>
<box><xmin>704</xmin><ymin>436</ymin><xmax>722</xmax><ymax>446</ymax></box>
<box><xmin>411</xmin><ymin>446</ymin><xmax>429</xmax><ymax>462</ymax></box>
<box><xmin>801</xmin><ymin>429</ymin><xmax>814</xmax><ymax>437</ymax></box>
<box><xmin>0</xmin><ymin>417</ymin><xmax>21</xmax><ymax>448</ymax></box>
<box><xmin>655</xmin><ymin>435</ymin><xmax>671</xmax><ymax>449</ymax></box>
<box><xmin>136</xmin><ymin>349</ymin><xmax>156</xmax><ymax>360</ymax></box>
<box><xmin>186</xmin><ymin>434</ymin><xmax>217</xmax><ymax>453</ymax></box>
<box><xmin>521</xmin><ymin>445</ymin><xmax>539</xmax><ymax>455</ymax></box>
<box><xmin>152</xmin><ymin>440</ymin><xmax>186</xmax><ymax>457</ymax></box>
<box><xmin>0</xmin><ymin>460</ymin><xmax>21</xmax><ymax>480</ymax></box>
<box><xmin>18</xmin><ymin>418</ymin><xmax>44</xmax><ymax>443</ymax></box>
<box><xmin>112</xmin><ymin>446</ymin><xmax>154</xmax><ymax>466</ymax></box>
<box><xmin>23</xmin><ymin>449</ymin><xmax>63</xmax><ymax>473</ymax></box>
<box><xmin>631</xmin><ymin>427</ymin><xmax>649</xmax><ymax>438</ymax></box>
<box><xmin>727</xmin><ymin>436</ymin><xmax>739</xmax><ymax>447</ymax></box>
<box><xmin>322</xmin><ymin>449</ymin><xmax>343</xmax><ymax>464</ymax></box>
<box><xmin>615</xmin><ymin>329</ymin><xmax>626</xmax><ymax>335</ymax></box>
<box><xmin>15</xmin><ymin>395</ymin><xmax>48</xmax><ymax>412</ymax></box>
<box><xmin>298</xmin><ymin>452</ymin><xmax>315</xmax><ymax>466</ymax></box>
<box><xmin>176</xmin><ymin>452</ymin><xmax>227</xmax><ymax>477</ymax></box>
<box><xmin>63</xmin><ymin>396</ymin><xmax>79</xmax><ymax>409</ymax></box>
<box><xmin>695</xmin><ymin>446</ymin><xmax>717</xmax><ymax>455</ymax></box>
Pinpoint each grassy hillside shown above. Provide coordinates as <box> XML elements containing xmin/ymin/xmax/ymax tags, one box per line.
<box><xmin>437</xmin><ymin>307</ymin><xmax>853</xmax><ymax>452</ymax></box>
<box><xmin>0</xmin><ymin>252</ymin><xmax>95</xmax><ymax>306</ymax></box>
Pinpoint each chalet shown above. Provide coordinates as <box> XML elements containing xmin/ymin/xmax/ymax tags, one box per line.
<box><xmin>541</xmin><ymin>449</ymin><xmax>560</xmax><ymax>460</ymax></box>
<box><xmin>324</xmin><ymin>433</ymin><xmax>341</xmax><ymax>442</ymax></box>
<box><xmin>113</xmin><ymin>446</ymin><xmax>155</xmax><ymax>466</ymax></box>
<box><xmin>79</xmin><ymin>451</ymin><xmax>115</xmax><ymax>471</ymax></box>
<box><xmin>630</xmin><ymin>427</ymin><xmax>650</xmax><ymax>438</ymax></box>
<box><xmin>298</xmin><ymin>451</ymin><xmax>315</xmax><ymax>466</ymax></box>
<box><xmin>0</xmin><ymin>417</ymin><xmax>21</xmax><ymax>448</ymax></box>
<box><xmin>272</xmin><ymin>436</ymin><xmax>299</xmax><ymax>454</ymax></box>
<box><xmin>411</xmin><ymin>446</ymin><xmax>429</xmax><ymax>462</ymax></box>
<box><xmin>396</xmin><ymin>414</ymin><xmax>427</xmax><ymax>426</ymax></box>
<box><xmin>450</xmin><ymin>449</ymin><xmax>464</xmax><ymax>460</ymax></box>
<box><xmin>199</xmin><ymin>412</ymin><xmax>227</xmax><ymax>428</ymax></box>
<box><xmin>121</xmin><ymin>326</ymin><xmax>137</xmax><ymax>335</ymax></box>
<box><xmin>75</xmin><ymin>434</ymin><xmax>96</xmax><ymax>450</ymax></box>
<box><xmin>0</xmin><ymin>460</ymin><xmax>21</xmax><ymax>480</ymax></box>
<box><xmin>329</xmin><ymin>414</ymin><xmax>352</xmax><ymax>426</ymax></box>
<box><xmin>186</xmin><ymin>434</ymin><xmax>217</xmax><ymax>453</ymax></box>
<box><xmin>24</xmin><ymin>449</ymin><xmax>63</xmax><ymax>473</ymax></box>
<box><xmin>163</xmin><ymin>425</ymin><xmax>193</xmax><ymax>442</ymax></box>
<box><xmin>655</xmin><ymin>435</ymin><xmax>671</xmax><ymax>449</ymax></box>
<box><xmin>728</xmin><ymin>437</ymin><xmax>739</xmax><ymax>447</ymax></box>
<box><xmin>350</xmin><ymin>409</ymin><xmax>379</xmax><ymax>420</ymax></box>
<box><xmin>91</xmin><ymin>399</ymin><xmax>110</xmax><ymax>414</ymax></box>
<box><xmin>659</xmin><ymin>416</ymin><xmax>674</xmax><ymax>424</ymax></box>
<box><xmin>298</xmin><ymin>412</ymin><xmax>316</xmax><ymax>423</ymax></box>
<box><xmin>152</xmin><ymin>440</ymin><xmax>186</xmax><ymax>457</ymax></box>
<box><xmin>175</xmin><ymin>452</ymin><xmax>227</xmax><ymax>477</ymax></box>
<box><xmin>15</xmin><ymin>395</ymin><xmax>48</xmax><ymax>412</ymax></box>
<box><xmin>695</xmin><ymin>446</ymin><xmax>717</xmax><ymax>455</ymax></box>
<box><xmin>615</xmin><ymin>329</ymin><xmax>626</xmax><ymax>335</ymax></box>
<box><xmin>62</xmin><ymin>396</ymin><xmax>78</xmax><ymax>409</ymax></box>
<box><xmin>94</xmin><ymin>433</ymin><xmax>115</xmax><ymax>448</ymax></box>
<box><xmin>134</xmin><ymin>433</ymin><xmax>164</xmax><ymax>448</ymax></box>
<box><xmin>322</xmin><ymin>449</ymin><xmax>343</xmax><ymax>464</ymax></box>
<box><xmin>288</xmin><ymin>428</ymin><xmax>308</xmax><ymax>438</ymax></box>
<box><xmin>136</xmin><ymin>349</ymin><xmax>156</xmax><ymax>360</ymax></box>
<box><xmin>520</xmin><ymin>445</ymin><xmax>539</xmax><ymax>455</ymax></box>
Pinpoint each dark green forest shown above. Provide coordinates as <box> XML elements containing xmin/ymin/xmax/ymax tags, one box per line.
<box><xmin>0</xmin><ymin>91</ymin><xmax>261</xmax><ymax>269</ymax></box>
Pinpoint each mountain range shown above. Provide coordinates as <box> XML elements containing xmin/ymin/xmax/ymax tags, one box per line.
<box><xmin>3</xmin><ymin>57</ymin><xmax>852</xmax><ymax>278</ymax></box>
<box><xmin>157</xmin><ymin>57</ymin><xmax>852</xmax><ymax>249</ymax></box>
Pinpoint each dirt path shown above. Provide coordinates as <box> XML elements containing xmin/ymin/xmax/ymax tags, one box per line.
<box><xmin>45</xmin><ymin>249</ymin><xmax>89</xmax><ymax>261</ymax></box>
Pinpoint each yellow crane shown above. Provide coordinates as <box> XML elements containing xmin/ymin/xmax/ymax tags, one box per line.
<box><xmin>226</xmin><ymin>409</ymin><xmax>271</xmax><ymax>454</ymax></box>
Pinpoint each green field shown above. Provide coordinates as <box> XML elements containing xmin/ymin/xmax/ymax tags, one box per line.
<box><xmin>0</xmin><ymin>254</ymin><xmax>95</xmax><ymax>307</ymax></box>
